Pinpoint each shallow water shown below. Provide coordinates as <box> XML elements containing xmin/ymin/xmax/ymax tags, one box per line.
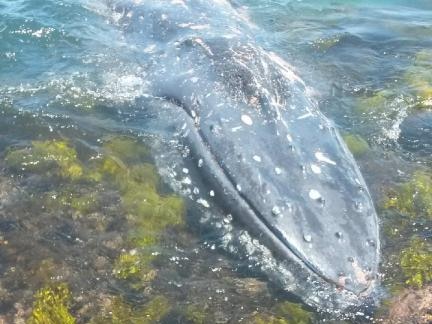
<box><xmin>0</xmin><ymin>0</ymin><xmax>431</xmax><ymax>323</ymax></box>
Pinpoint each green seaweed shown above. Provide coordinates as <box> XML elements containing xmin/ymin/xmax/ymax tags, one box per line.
<box><xmin>27</xmin><ymin>283</ymin><xmax>75</xmax><ymax>324</ymax></box>
<box><xmin>5</xmin><ymin>140</ymin><xmax>83</xmax><ymax>180</ymax></box>
<box><xmin>355</xmin><ymin>90</ymin><xmax>393</xmax><ymax>114</ymax></box>
<box><xmin>112</xmin><ymin>251</ymin><xmax>157</xmax><ymax>286</ymax></box>
<box><xmin>383</xmin><ymin>171</ymin><xmax>432</xmax><ymax>219</ymax></box>
<box><xmin>404</xmin><ymin>50</ymin><xmax>432</xmax><ymax>109</ymax></box>
<box><xmin>69</xmin><ymin>192</ymin><xmax>99</xmax><ymax>214</ymax></box>
<box><xmin>5</xmin><ymin>136</ymin><xmax>184</xmax><ymax>318</ymax></box>
<box><xmin>252</xmin><ymin>314</ymin><xmax>290</xmax><ymax>324</ymax></box>
<box><xmin>400</xmin><ymin>238</ymin><xmax>432</xmax><ymax>288</ymax></box>
<box><xmin>42</xmin><ymin>185</ymin><xmax>102</xmax><ymax>217</ymax></box>
<box><xmin>342</xmin><ymin>133</ymin><xmax>369</xmax><ymax>156</ymax></box>
<box><xmin>91</xmin><ymin>295</ymin><xmax>171</xmax><ymax>324</ymax></box>
<box><xmin>312</xmin><ymin>34</ymin><xmax>342</xmax><ymax>52</ymax></box>
<box><xmin>184</xmin><ymin>304</ymin><xmax>208</xmax><ymax>324</ymax></box>
<box><xmin>251</xmin><ymin>301</ymin><xmax>312</xmax><ymax>324</ymax></box>
<box><xmin>273</xmin><ymin>301</ymin><xmax>312</xmax><ymax>324</ymax></box>
<box><xmin>96</xmin><ymin>137</ymin><xmax>184</xmax><ymax>289</ymax></box>
<box><xmin>104</xmin><ymin>137</ymin><xmax>150</xmax><ymax>165</ymax></box>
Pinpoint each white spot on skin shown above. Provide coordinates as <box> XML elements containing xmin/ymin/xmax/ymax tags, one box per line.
<box><xmin>286</xmin><ymin>134</ymin><xmax>293</xmax><ymax>143</ymax></box>
<box><xmin>310</xmin><ymin>164</ymin><xmax>321</xmax><ymax>174</ymax></box>
<box><xmin>315</xmin><ymin>151</ymin><xmax>336</xmax><ymax>165</ymax></box>
<box><xmin>303</xmin><ymin>234</ymin><xmax>312</xmax><ymax>243</ymax></box>
<box><xmin>297</xmin><ymin>112</ymin><xmax>313</xmax><ymax>120</ymax></box>
<box><xmin>241</xmin><ymin>114</ymin><xmax>253</xmax><ymax>126</ymax></box>
<box><xmin>253</xmin><ymin>155</ymin><xmax>262</xmax><ymax>162</ymax></box>
<box><xmin>194</xmin><ymin>38</ymin><xmax>214</xmax><ymax>56</ymax></box>
<box><xmin>171</xmin><ymin>0</ymin><xmax>188</xmax><ymax>8</ymax></box>
<box><xmin>209</xmin><ymin>190</ymin><xmax>215</xmax><ymax>197</ymax></box>
<box><xmin>266</xmin><ymin>52</ymin><xmax>305</xmax><ymax>84</ymax></box>
<box><xmin>182</xmin><ymin>177</ymin><xmax>192</xmax><ymax>185</ymax></box>
<box><xmin>236</xmin><ymin>184</ymin><xmax>242</xmax><ymax>191</ymax></box>
<box><xmin>272</xmin><ymin>206</ymin><xmax>281</xmax><ymax>216</ymax></box>
<box><xmin>275</xmin><ymin>167</ymin><xmax>282</xmax><ymax>175</ymax></box>
<box><xmin>178</xmin><ymin>23</ymin><xmax>210</xmax><ymax>30</ymax></box>
<box><xmin>182</xmin><ymin>168</ymin><xmax>189</xmax><ymax>174</ymax></box>
<box><xmin>197</xmin><ymin>198</ymin><xmax>210</xmax><ymax>208</ymax></box>
<box><xmin>198</xmin><ymin>159</ymin><xmax>203</xmax><ymax>168</ymax></box>
<box><xmin>309</xmin><ymin>189</ymin><xmax>321</xmax><ymax>200</ymax></box>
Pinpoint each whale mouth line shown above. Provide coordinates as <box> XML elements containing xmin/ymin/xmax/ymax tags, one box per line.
<box><xmin>163</xmin><ymin>94</ymin><xmax>370</xmax><ymax>297</ymax></box>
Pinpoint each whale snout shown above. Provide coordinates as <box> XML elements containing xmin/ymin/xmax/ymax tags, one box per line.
<box><xmin>193</xmin><ymin>95</ymin><xmax>381</xmax><ymax>303</ymax></box>
<box><xmin>238</xmin><ymin>119</ymin><xmax>381</xmax><ymax>301</ymax></box>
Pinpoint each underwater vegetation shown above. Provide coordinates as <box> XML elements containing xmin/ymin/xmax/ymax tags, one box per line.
<box><xmin>99</xmin><ymin>137</ymin><xmax>185</xmax><ymax>290</ymax></box>
<box><xmin>312</xmin><ymin>34</ymin><xmax>343</xmax><ymax>52</ymax></box>
<box><xmin>353</xmin><ymin>50</ymin><xmax>432</xmax><ymax>144</ymax></box>
<box><xmin>2</xmin><ymin>136</ymin><xmax>185</xmax><ymax>322</ymax></box>
<box><xmin>342</xmin><ymin>133</ymin><xmax>369</xmax><ymax>157</ymax></box>
<box><xmin>381</xmin><ymin>170</ymin><xmax>432</xmax><ymax>288</ymax></box>
<box><xmin>355</xmin><ymin>90</ymin><xmax>397</xmax><ymax>115</ymax></box>
<box><xmin>251</xmin><ymin>301</ymin><xmax>313</xmax><ymax>324</ymax></box>
<box><xmin>355</xmin><ymin>50</ymin><xmax>432</xmax><ymax>114</ymax></box>
<box><xmin>383</xmin><ymin>171</ymin><xmax>432</xmax><ymax>220</ymax></box>
<box><xmin>378</xmin><ymin>168</ymin><xmax>432</xmax><ymax>322</ymax></box>
<box><xmin>5</xmin><ymin>140</ymin><xmax>84</xmax><ymax>180</ymax></box>
<box><xmin>28</xmin><ymin>283</ymin><xmax>75</xmax><ymax>324</ymax></box>
<box><xmin>184</xmin><ymin>304</ymin><xmax>208</xmax><ymax>324</ymax></box>
<box><xmin>91</xmin><ymin>295</ymin><xmax>171</xmax><ymax>324</ymax></box>
<box><xmin>404</xmin><ymin>50</ymin><xmax>432</xmax><ymax>109</ymax></box>
<box><xmin>399</xmin><ymin>238</ymin><xmax>432</xmax><ymax>288</ymax></box>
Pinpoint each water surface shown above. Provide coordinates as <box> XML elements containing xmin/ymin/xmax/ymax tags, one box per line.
<box><xmin>1</xmin><ymin>0</ymin><xmax>432</xmax><ymax>322</ymax></box>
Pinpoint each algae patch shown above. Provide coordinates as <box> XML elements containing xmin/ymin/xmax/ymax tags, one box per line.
<box><xmin>251</xmin><ymin>301</ymin><xmax>312</xmax><ymax>324</ymax></box>
<box><xmin>3</xmin><ymin>136</ymin><xmax>185</xmax><ymax>321</ymax></box>
<box><xmin>404</xmin><ymin>50</ymin><xmax>432</xmax><ymax>109</ymax></box>
<box><xmin>91</xmin><ymin>295</ymin><xmax>171</xmax><ymax>324</ymax></box>
<box><xmin>5</xmin><ymin>140</ymin><xmax>83</xmax><ymax>180</ymax></box>
<box><xmin>312</xmin><ymin>34</ymin><xmax>342</xmax><ymax>52</ymax></box>
<box><xmin>342</xmin><ymin>133</ymin><xmax>369</xmax><ymax>157</ymax></box>
<box><xmin>97</xmin><ymin>137</ymin><xmax>184</xmax><ymax>290</ymax></box>
<box><xmin>28</xmin><ymin>283</ymin><xmax>75</xmax><ymax>324</ymax></box>
<box><xmin>184</xmin><ymin>304</ymin><xmax>208</xmax><ymax>324</ymax></box>
<box><xmin>400</xmin><ymin>238</ymin><xmax>432</xmax><ymax>288</ymax></box>
<box><xmin>355</xmin><ymin>90</ymin><xmax>394</xmax><ymax>114</ymax></box>
<box><xmin>384</xmin><ymin>171</ymin><xmax>432</xmax><ymax>220</ymax></box>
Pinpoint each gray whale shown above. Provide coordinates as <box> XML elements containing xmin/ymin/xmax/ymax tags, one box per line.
<box><xmin>108</xmin><ymin>0</ymin><xmax>380</xmax><ymax>312</ymax></box>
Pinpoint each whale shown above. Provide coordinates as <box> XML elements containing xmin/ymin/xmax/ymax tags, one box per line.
<box><xmin>106</xmin><ymin>0</ymin><xmax>380</xmax><ymax>312</ymax></box>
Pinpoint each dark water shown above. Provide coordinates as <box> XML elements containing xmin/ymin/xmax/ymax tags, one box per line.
<box><xmin>0</xmin><ymin>0</ymin><xmax>431</xmax><ymax>323</ymax></box>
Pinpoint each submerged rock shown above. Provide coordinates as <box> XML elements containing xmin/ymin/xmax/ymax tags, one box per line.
<box><xmin>383</xmin><ymin>285</ymin><xmax>432</xmax><ymax>324</ymax></box>
<box><xmin>398</xmin><ymin>111</ymin><xmax>432</xmax><ymax>156</ymax></box>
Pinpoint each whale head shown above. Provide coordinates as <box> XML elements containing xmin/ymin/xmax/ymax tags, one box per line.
<box><xmin>152</xmin><ymin>44</ymin><xmax>380</xmax><ymax>310</ymax></box>
<box><xmin>112</xmin><ymin>0</ymin><xmax>381</xmax><ymax>311</ymax></box>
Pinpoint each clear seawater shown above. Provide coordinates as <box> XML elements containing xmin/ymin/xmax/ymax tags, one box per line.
<box><xmin>0</xmin><ymin>0</ymin><xmax>431</xmax><ymax>323</ymax></box>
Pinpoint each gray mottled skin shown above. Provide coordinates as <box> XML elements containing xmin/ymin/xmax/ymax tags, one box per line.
<box><xmin>108</xmin><ymin>0</ymin><xmax>380</xmax><ymax>312</ymax></box>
